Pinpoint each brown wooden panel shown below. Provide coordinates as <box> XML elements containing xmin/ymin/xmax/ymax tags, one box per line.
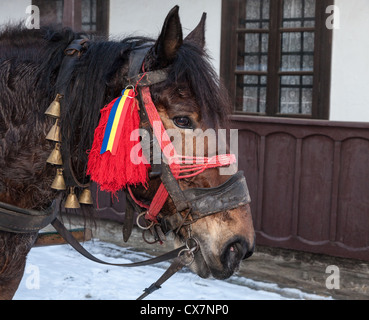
<box><xmin>298</xmin><ymin>135</ymin><xmax>334</xmax><ymax>242</ymax></box>
<box><xmin>336</xmin><ymin>138</ymin><xmax>369</xmax><ymax>248</ymax></box>
<box><xmin>261</xmin><ymin>133</ymin><xmax>296</xmax><ymax>238</ymax></box>
<box><xmin>230</xmin><ymin>115</ymin><xmax>369</xmax><ymax>261</ymax></box>
<box><xmin>237</xmin><ymin>130</ymin><xmax>260</xmax><ymax>220</ymax></box>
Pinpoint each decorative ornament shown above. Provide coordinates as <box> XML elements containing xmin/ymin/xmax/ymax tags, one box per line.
<box><xmin>87</xmin><ymin>88</ymin><xmax>148</xmax><ymax>193</ymax></box>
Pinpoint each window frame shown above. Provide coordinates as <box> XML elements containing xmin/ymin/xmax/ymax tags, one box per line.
<box><xmin>220</xmin><ymin>0</ymin><xmax>333</xmax><ymax>119</ymax></box>
<box><xmin>34</xmin><ymin>0</ymin><xmax>109</xmax><ymax>37</ymax></box>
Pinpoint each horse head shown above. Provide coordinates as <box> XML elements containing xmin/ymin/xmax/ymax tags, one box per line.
<box><xmin>123</xmin><ymin>6</ymin><xmax>256</xmax><ymax>280</ymax></box>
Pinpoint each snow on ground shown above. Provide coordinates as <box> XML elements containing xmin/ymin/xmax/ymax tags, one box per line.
<box><xmin>14</xmin><ymin>240</ymin><xmax>330</xmax><ymax>300</ymax></box>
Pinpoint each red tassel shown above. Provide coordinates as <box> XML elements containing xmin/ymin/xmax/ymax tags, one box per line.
<box><xmin>87</xmin><ymin>97</ymin><xmax>148</xmax><ymax>193</ymax></box>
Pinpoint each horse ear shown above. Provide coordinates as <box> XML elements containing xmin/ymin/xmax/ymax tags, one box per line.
<box><xmin>154</xmin><ymin>5</ymin><xmax>183</xmax><ymax>65</ymax></box>
<box><xmin>185</xmin><ymin>12</ymin><xmax>206</xmax><ymax>49</ymax></box>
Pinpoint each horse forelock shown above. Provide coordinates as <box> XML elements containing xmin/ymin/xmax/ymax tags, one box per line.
<box><xmin>150</xmin><ymin>41</ymin><xmax>231</xmax><ymax>130</ymax></box>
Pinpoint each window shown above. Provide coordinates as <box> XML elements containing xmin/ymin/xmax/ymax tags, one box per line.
<box><xmin>221</xmin><ymin>0</ymin><xmax>333</xmax><ymax>119</ymax></box>
<box><xmin>33</xmin><ymin>0</ymin><xmax>109</xmax><ymax>36</ymax></box>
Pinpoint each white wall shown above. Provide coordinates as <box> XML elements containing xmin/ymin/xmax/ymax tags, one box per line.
<box><xmin>330</xmin><ymin>0</ymin><xmax>369</xmax><ymax>122</ymax></box>
<box><xmin>111</xmin><ymin>1</ymin><xmax>369</xmax><ymax>123</ymax></box>
<box><xmin>3</xmin><ymin>1</ymin><xmax>368</xmax><ymax>123</ymax></box>
<box><xmin>0</xmin><ymin>0</ymin><xmax>32</xmax><ymax>26</ymax></box>
<box><xmin>109</xmin><ymin>0</ymin><xmax>222</xmax><ymax>74</ymax></box>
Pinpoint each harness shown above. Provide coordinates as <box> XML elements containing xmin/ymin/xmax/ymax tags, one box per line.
<box><xmin>0</xmin><ymin>39</ymin><xmax>251</xmax><ymax>299</ymax></box>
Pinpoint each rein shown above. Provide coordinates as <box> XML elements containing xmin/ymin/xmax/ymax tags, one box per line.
<box><xmin>0</xmin><ymin>200</ymin><xmax>190</xmax><ymax>299</ymax></box>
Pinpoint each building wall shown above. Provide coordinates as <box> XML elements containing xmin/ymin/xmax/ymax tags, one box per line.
<box><xmin>1</xmin><ymin>1</ymin><xmax>368</xmax><ymax>123</ymax></box>
<box><xmin>110</xmin><ymin>0</ymin><xmax>369</xmax><ymax>123</ymax></box>
<box><xmin>109</xmin><ymin>0</ymin><xmax>222</xmax><ymax>75</ymax></box>
<box><xmin>0</xmin><ymin>0</ymin><xmax>32</xmax><ymax>26</ymax></box>
<box><xmin>330</xmin><ymin>0</ymin><xmax>369</xmax><ymax>122</ymax></box>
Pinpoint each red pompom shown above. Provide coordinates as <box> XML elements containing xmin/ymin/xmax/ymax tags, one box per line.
<box><xmin>87</xmin><ymin>96</ymin><xmax>148</xmax><ymax>193</ymax></box>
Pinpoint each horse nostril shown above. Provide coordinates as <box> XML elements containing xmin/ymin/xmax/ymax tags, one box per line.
<box><xmin>223</xmin><ymin>240</ymin><xmax>247</xmax><ymax>264</ymax></box>
<box><xmin>231</xmin><ymin>242</ymin><xmax>244</xmax><ymax>258</ymax></box>
<box><xmin>216</xmin><ymin>238</ymin><xmax>254</xmax><ymax>279</ymax></box>
<box><xmin>229</xmin><ymin>240</ymin><xmax>254</xmax><ymax>261</ymax></box>
<box><xmin>221</xmin><ymin>237</ymin><xmax>254</xmax><ymax>271</ymax></box>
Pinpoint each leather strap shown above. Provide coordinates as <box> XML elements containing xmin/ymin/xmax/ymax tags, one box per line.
<box><xmin>127</xmin><ymin>46</ymin><xmax>151</xmax><ymax>79</ymax></box>
<box><xmin>57</xmin><ymin>38</ymin><xmax>90</xmax><ymax>188</ymax></box>
<box><xmin>137</xmin><ymin>88</ymin><xmax>186</xmax><ymax>211</ymax></box>
<box><xmin>0</xmin><ymin>200</ymin><xmax>59</xmax><ymax>233</ymax></box>
<box><xmin>136</xmin><ymin>255</ymin><xmax>185</xmax><ymax>300</ymax></box>
<box><xmin>126</xmin><ymin>46</ymin><xmax>168</xmax><ymax>86</ymax></box>
<box><xmin>160</xmin><ymin>163</ymin><xmax>190</xmax><ymax>213</ymax></box>
<box><xmin>51</xmin><ymin>217</ymin><xmax>188</xmax><ymax>300</ymax></box>
<box><xmin>128</xmin><ymin>69</ymin><xmax>169</xmax><ymax>87</ymax></box>
<box><xmin>51</xmin><ymin>217</ymin><xmax>185</xmax><ymax>267</ymax></box>
<box><xmin>122</xmin><ymin>194</ymin><xmax>136</xmax><ymax>242</ymax></box>
<box><xmin>64</xmin><ymin>39</ymin><xmax>89</xmax><ymax>57</ymax></box>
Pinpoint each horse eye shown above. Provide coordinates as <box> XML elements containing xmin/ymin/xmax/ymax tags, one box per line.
<box><xmin>173</xmin><ymin>116</ymin><xmax>192</xmax><ymax>129</ymax></box>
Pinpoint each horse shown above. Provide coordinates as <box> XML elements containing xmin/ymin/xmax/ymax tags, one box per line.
<box><xmin>0</xmin><ymin>6</ymin><xmax>255</xmax><ymax>300</ymax></box>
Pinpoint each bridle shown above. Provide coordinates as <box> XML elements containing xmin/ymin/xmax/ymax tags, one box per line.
<box><xmin>0</xmin><ymin>40</ymin><xmax>251</xmax><ymax>299</ymax></box>
<box><xmin>124</xmin><ymin>46</ymin><xmax>251</xmax><ymax>243</ymax></box>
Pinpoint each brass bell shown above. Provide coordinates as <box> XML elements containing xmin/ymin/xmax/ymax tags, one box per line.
<box><xmin>78</xmin><ymin>188</ymin><xmax>93</xmax><ymax>205</ymax></box>
<box><xmin>51</xmin><ymin>168</ymin><xmax>66</xmax><ymax>190</ymax></box>
<box><xmin>47</xmin><ymin>143</ymin><xmax>63</xmax><ymax>165</ymax></box>
<box><xmin>45</xmin><ymin>93</ymin><xmax>63</xmax><ymax>118</ymax></box>
<box><xmin>64</xmin><ymin>187</ymin><xmax>80</xmax><ymax>209</ymax></box>
<box><xmin>46</xmin><ymin>119</ymin><xmax>61</xmax><ymax>142</ymax></box>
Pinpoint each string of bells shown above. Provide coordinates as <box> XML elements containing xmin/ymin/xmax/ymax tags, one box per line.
<box><xmin>45</xmin><ymin>93</ymin><xmax>93</xmax><ymax>208</ymax></box>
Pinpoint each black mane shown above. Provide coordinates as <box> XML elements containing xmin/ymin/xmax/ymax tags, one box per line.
<box><xmin>1</xmin><ymin>24</ymin><xmax>229</xmax><ymax>153</ymax></box>
<box><xmin>0</xmin><ymin>24</ymin><xmax>230</xmax><ymax>206</ymax></box>
<box><xmin>0</xmin><ymin>25</ymin><xmax>152</xmax><ymax>207</ymax></box>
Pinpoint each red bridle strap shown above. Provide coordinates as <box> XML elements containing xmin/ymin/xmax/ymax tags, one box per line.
<box><xmin>135</xmin><ymin>86</ymin><xmax>236</xmax><ymax>223</ymax></box>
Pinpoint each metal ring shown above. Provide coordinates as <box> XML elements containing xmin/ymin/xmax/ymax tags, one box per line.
<box><xmin>178</xmin><ymin>248</ymin><xmax>195</xmax><ymax>266</ymax></box>
<box><xmin>122</xmin><ymin>85</ymin><xmax>136</xmax><ymax>98</ymax></box>
<box><xmin>123</xmin><ymin>84</ymin><xmax>135</xmax><ymax>91</ymax></box>
<box><xmin>185</xmin><ymin>237</ymin><xmax>200</xmax><ymax>253</ymax></box>
<box><xmin>136</xmin><ymin>212</ymin><xmax>154</xmax><ymax>230</ymax></box>
<box><xmin>142</xmin><ymin>229</ymin><xmax>159</xmax><ymax>244</ymax></box>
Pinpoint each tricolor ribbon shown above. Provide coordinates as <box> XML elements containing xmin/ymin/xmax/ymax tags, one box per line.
<box><xmin>100</xmin><ymin>88</ymin><xmax>135</xmax><ymax>155</ymax></box>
